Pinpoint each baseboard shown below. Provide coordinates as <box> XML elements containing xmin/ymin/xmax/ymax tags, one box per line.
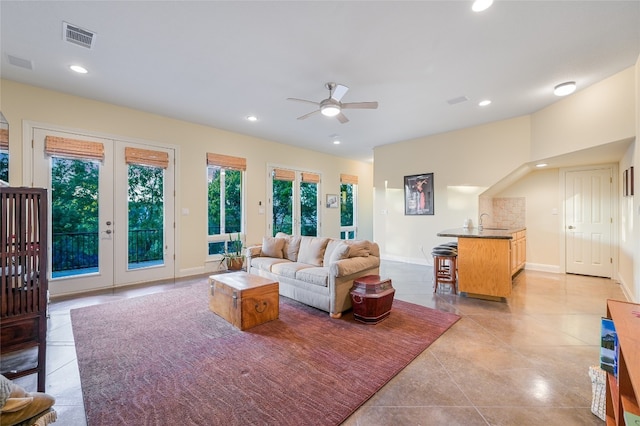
<box><xmin>380</xmin><ymin>254</ymin><xmax>431</xmax><ymax>266</ymax></box>
<box><xmin>616</xmin><ymin>273</ymin><xmax>636</xmax><ymax>303</ymax></box>
<box><xmin>522</xmin><ymin>262</ymin><xmax>560</xmax><ymax>274</ymax></box>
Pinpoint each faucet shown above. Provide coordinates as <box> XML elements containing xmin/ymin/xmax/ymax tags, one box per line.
<box><xmin>479</xmin><ymin>213</ymin><xmax>489</xmax><ymax>230</ymax></box>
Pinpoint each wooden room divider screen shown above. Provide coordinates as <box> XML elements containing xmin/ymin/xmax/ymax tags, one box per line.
<box><xmin>1</xmin><ymin>187</ymin><xmax>49</xmax><ymax>391</ymax></box>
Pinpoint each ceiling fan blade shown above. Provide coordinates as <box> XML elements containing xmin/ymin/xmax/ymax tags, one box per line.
<box><xmin>336</xmin><ymin>112</ymin><xmax>349</xmax><ymax>124</ymax></box>
<box><xmin>331</xmin><ymin>84</ymin><xmax>349</xmax><ymax>102</ymax></box>
<box><xmin>297</xmin><ymin>110</ymin><xmax>320</xmax><ymax>120</ymax></box>
<box><xmin>341</xmin><ymin>101</ymin><xmax>378</xmax><ymax>109</ymax></box>
<box><xmin>287</xmin><ymin>97</ymin><xmax>320</xmax><ymax>106</ymax></box>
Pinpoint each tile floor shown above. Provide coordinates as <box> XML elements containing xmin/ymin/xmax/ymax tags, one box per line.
<box><xmin>10</xmin><ymin>261</ymin><xmax>625</xmax><ymax>425</ymax></box>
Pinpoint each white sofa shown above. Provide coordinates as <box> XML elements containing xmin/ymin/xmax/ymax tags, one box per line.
<box><xmin>245</xmin><ymin>233</ymin><xmax>380</xmax><ymax>318</ymax></box>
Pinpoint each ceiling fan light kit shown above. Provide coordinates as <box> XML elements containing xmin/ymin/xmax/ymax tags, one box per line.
<box><xmin>287</xmin><ymin>82</ymin><xmax>378</xmax><ymax>124</ymax></box>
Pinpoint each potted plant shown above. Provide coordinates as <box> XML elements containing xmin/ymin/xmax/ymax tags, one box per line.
<box><xmin>219</xmin><ymin>233</ymin><xmax>244</xmax><ymax>271</ymax></box>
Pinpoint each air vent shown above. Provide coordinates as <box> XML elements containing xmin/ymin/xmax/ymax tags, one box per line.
<box><xmin>7</xmin><ymin>55</ymin><xmax>33</xmax><ymax>70</ymax></box>
<box><xmin>63</xmin><ymin>22</ymin><xmax>96</xmax><ymax>49</ymax></box>
<box><xmin>447</xmin><ymin>96</ymin><xmax>469</xmax><ymax>105</ymax></box>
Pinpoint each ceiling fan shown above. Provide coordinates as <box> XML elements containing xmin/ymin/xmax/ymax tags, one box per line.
<box><xmin>287</xmin><ymin>82</ymin><xmax>378</xmax><ymax>124</ymax></box>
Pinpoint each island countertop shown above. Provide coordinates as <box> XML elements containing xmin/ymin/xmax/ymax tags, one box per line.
<box><xmin>437</xmin><ymin>227</ymin><xmax>525</xmax><ymax>239</ymax></box>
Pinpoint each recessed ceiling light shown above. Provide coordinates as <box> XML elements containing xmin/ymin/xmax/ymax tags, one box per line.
<box><xmin>333</xmin><ymin>140</ymin><xmax>341</xmax><ymax>145</ymax></box>
<box><xmin>69</xmin><ymin>64</ymin><xmax>88</xmax><ymax>74</ymax></box>
<box><xmin>536</xmin><ymin>163</ymin><xmax>548</xmax><ymax>168</ymax></box>
<box><xmin>478</xmin><ymin>100</ymin><xmax>491</xmax><ymax>107</ymax></box>
<box><xmin>246</xmin><ymin>115</ymin><xmax>258</xmax><ymax>122</ymax></box>
<box><xmin>553</xmin><ymin>81</ymin><xmax>576</xmax><ymax>97</ymax></box>
<box><xmin>472</xmin><ymin>0</ymin><xmax>493</xmax><ymax>12</ymax></box>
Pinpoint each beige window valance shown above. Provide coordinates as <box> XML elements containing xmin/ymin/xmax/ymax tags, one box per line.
<box><xmin>340</xmin><ymin>174</ymin><xmax>358</xmax><ymax>185</ymax></box>
<box><xmin>125</xmin><ymin>147</ymin><xmax>169</xmax><ymax>169</ymax></box>
<box><xmin>207</xmin><ymin>153</ymin><xmax>247</xmax><ymax>171</ymax></box>
<box><xmin>272</xmin><ymin>168</ymin><xmax>295</xmax><ymax>181</ymax></box>
<box><xmin>44</xmin><ymin>136</ymin><xmax>104</xmax><ymax>161</ymax></box>
<box><xmin>301</xmin><ymin>172</ymin><xmax>320</xmax><ymax>184</ymax></box>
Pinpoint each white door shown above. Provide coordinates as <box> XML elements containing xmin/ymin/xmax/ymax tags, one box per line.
<box><xmin>32</xmin><ymin>128</ymin><xmax>175</xmax><ymax>296</ymax></box>
<box><xmin>565</xmin><ymin>167</ymin><xmax>613</xmax><ymax>278</ymax></box>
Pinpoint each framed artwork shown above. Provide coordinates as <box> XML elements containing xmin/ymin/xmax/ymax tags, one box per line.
<box><xmin>326</xmin><ymin>194</ymin><xmax>338</xmax><ymax>208</ymax></box>
<box><xmin>404</xmin><ymin>173</ymin><xmax>434</xmax><ymax>215</ymax></box>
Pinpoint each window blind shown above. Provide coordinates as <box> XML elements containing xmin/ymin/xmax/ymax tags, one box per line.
<box><xmin>44</xmin><ymin>136</ymin><xmax>104</xmax><ymax>161</ymax></box>
<box><xmin>272</xmin><ymin>168</ymin><xmax>295</xmax><ymax>181</ymax></box>
<box><xmin>0</xmin><ymin>128</ymin><xmax>8</xmax><ymax>150</ymax></box>
<box><xmin>206</xmin><ymin>153</ymin><xmax>247</xmax><ymax>171</ymax></box>
<box><xmin>301</xmin><ymin>172</ymin><xmax>320</xmax><ymax>183</ymax></box>
<box><xmin>340</xmin><ymin>174</ymin><xmax>358</xmax><ymax>185</ymax></box>
<box><xmin>125</xmin><ymin>147</ymin><xmax>169</xmax><ymax>169</ymax></box>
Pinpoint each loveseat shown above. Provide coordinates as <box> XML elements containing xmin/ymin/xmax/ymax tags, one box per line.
<box><xmin>245</xmin><ymin>233</ymin><xmax>380</xmax><ymax>318</ymax></box>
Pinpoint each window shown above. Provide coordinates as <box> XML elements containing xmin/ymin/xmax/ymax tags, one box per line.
<box><xmin>207</xmin><ymin>153</ymin><xmax>245</xmax><ymax>256</ymax></box>
<box><xmin>340</xmin><ymin>174</ymin><xmax>358</xmax><ymax>240</ymax></box>
<box><xmin>270</xmin><ymin>167</ymin><xmax>320</xmax><ymax>237</ymax></box>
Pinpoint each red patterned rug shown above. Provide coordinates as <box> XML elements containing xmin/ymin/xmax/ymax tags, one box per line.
<box><xmin>71</xmin><ymin>279</ymin><xmax>459</xmax><ymax>425</ymax></box>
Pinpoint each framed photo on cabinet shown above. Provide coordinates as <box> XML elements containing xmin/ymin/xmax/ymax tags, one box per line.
<box><xmin>404</xmin><ymin>173</ymin><xmax>434</xmax><ymax>215</ymax></box>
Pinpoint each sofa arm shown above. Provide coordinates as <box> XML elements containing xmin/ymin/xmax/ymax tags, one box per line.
<box><xmin>330</xmin><ymin>256</ymin><xmax>380</xmax><ymax>278</ymax></box>
<box><xmin>245</xmin><ymin>245</ymin><xmax>262</xmax><ymax>268</ymax></box>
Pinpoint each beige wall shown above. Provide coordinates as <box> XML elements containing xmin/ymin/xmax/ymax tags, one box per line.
<box><xmin>373</xmin><ymin>64</ymin><xmax>639</xmax><ymax>303</ymax></box>
<box><xmin>373</xmin><ymin>116</ymin><xmax>531</xmax><ymax>264</ymax></box>
<box><xmin>531</xmin><ymin>67</ymin><xmax>636</xmax><ymax>161</ymax></box>
<box><xmin>0</xmin><ymin>79</ymin><xmax>374</xmax><ymax>278</ymax></box>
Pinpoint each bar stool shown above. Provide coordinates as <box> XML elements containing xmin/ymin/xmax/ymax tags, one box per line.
<box><xmin>432</xmin><ymin>245</ymin><xmax>458</xmax><ymax>294</ymax></box>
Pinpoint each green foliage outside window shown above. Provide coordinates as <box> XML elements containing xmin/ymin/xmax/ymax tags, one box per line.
<box><xmin>272</xmin><ymin>179</ymin><xmax>292</xmax><ymax>236</ymax></box>
<box><xmin>340</xmin><ymin>184</ymin><xmax>354</xmax><ymax>227</ymax></box>
<box><xmin>128</xmin><ymin>164</ymin><xmax>164</xmax><ymax>265</ymax></box>
<box><xmin>208</xmin><ymin>166</ymin><xmax>242</xmax><ymax>239</ymax></box>
<box><xmin>300</xmin><ymin>182</ymin><xmax>317</xmax><ymax>236</ymax></box>
<box><xmin>0</xmin><ymin>152</ymin><xmax>8</xmax><ymax>182</ymax></box>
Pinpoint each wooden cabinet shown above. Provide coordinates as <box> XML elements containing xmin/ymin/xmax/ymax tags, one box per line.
<box><xmin>458</xmin><ymin>237</ymin><xmax>512</xmax><ymax>299</ymax></box>
<box><xmin>510</xmin><ymin>230</ymin><xmax>526</xmax><ymax>276</ymax></box>
<box><xmin>605</xmin><ymin>299</ymin><xmax>640</xmax><ymax>425</ymax></box>
<box><xmin>0</xmin><ymin>187</ymin><xmax>48</xmax><ymax>392</ymax></box>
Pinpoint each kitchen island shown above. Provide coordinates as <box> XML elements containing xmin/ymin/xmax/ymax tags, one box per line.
<box><xmin>437</xmin><ymin>227</ymin><xmax>526</xmax><ymax>301</ymax></box>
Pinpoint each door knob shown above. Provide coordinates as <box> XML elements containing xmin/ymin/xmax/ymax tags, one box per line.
<box><xmin>105</xmin><ymin>229</ymin><xmax>112</xmax><ymax>234</ymax></box>
<box><xmin>568</xmin><ymin>225</ymin><xmax>575</xmax><ymax>229</ymax></box>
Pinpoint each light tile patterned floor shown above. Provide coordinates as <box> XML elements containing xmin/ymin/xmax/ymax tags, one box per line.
<box><xmin>12</xmin><ymin>261</ymin><xmax>624</xmax><ymax>425</ymax></box>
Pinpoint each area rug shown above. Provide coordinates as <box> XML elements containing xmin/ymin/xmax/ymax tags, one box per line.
<box><xmin>71</xmin><ymin>279</ymin><xmax>460</xmax><ymax>425</ymax></box>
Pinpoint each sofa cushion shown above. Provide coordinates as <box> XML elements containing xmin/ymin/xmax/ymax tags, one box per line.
<box><xmin>261</xmin><ymin>236</ymin><xmax>285</xmax><ymax>258</ymax></box>
<box><xmin>323</xmin><ymin>240</ymin><xmax>350</xmax><ymax>265</ymax></box>
<box><xmin>295</xmin><ymin>267</ymin><xmax>329</xmax><ymax>287</ymax></box>
<box><xmin>276</xmin><ymin>232</ymin><xmax>301</xmax><ymax>262</ymax></box>
<box><xmin>345</xmin><ymin>240</ymin><xmax>371</xmax><ymax>257</ymax></box>
<box><xmin>251</xmin><ymin>257</ymin><xmax>290</xmax><ymax>272</ymax></box>
<box><xmin>271</xmin><ymin>262</ymin><xmax>313</xmax><ymax>279</ymax></box>
<box><xmin>297</xmin><ymin>237</ymin><xmax>329</xmax><ymax>267</ymax></box>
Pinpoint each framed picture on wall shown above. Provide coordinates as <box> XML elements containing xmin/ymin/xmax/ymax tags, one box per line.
<box><xmin>404</xmin><ymin>173</ymin><xmax>434</xmax><ymax>215</ymax></box>
<box><xmin>326</xmin><ymin>194</ymin><xmax>338</xmax><ymax>208</ymax></box>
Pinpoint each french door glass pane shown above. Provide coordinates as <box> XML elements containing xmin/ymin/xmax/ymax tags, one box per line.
<box><xmin>224</xmin><ymin>169</ymin><xmax>242</xmax><ymax>234</ymax></box>
<box><xmin>51</xmin><ymin>157</ymin><xmax>99</xmax><ymax>277</ymax></box>
<box><xmin>300</xmin><ymin>182</ymin><xmax>317</xmax><ymax>236</ymax></box>
<box><xmin>207</xmin><ymin>167</ymin><xmax>221</xmax><ymax>235</ymax></box>
<box><xmin>0</xmin><ymin>151</ymin><xmax>8</xmax><ymax>182</ymax></box>
<box><xmin>272</xmin><ymin>179</ymin><xmax>293</xmax><ymax>236</ymax></box>
<box><xmin>340</xmin><ymin>184</ymin><xmax>354</xmax><ymax>226</ymax></box>
<box><xmin>128</xmin><ymin>164</ymin><xmax>164</xmax><ymax>269</ymax></box>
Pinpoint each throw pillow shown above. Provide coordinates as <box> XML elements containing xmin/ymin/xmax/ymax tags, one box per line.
<box><xmin>297</xmin><ymin>237</ymin><xmax>329</xmax><ymax>266</ymax></box>
<box><xmin>328</xmin><ymin>242</ymin><xmax>350</xmax><ymax>264</ymax></box>
<box><xmin>261</xmin><ymin>236</ymin><xmax>285</xmax><ymax>259</ymax></box>
<box><xmin>346</xmin><ymin>240</ymin><xmax>371</xmax><ymax>257</ymax></box>
<box><xmin>323</xmin><ymin>240</ymin><xmax>350</xmax><ymax>266</ymax></box>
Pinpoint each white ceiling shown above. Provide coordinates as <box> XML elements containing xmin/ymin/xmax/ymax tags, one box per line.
<box><xmin>1</xmin><ymin>1</ymin><xmax>639</xmax><ymax>163</ymax></box>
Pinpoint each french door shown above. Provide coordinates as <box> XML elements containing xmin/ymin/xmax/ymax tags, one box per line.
<box><xmin>32</xmin><ymin>128</ymin><xmax>175</xmax><ymax>296</ymax></box>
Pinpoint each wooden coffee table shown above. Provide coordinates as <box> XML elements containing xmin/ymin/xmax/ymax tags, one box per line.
<box><xmin>208</xmin><ymin>272</ymin><xmax>279</xmax><ymax>330</ymax></box>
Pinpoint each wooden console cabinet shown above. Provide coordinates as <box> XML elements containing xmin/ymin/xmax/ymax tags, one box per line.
<box><xmin>511</xmin><ymin>230</ymin><xmax>526</xmax><ymax>276</ymax></box>
<box><xmin>605</xmin><ymin>299</ymin><xmax>640</xmax><ymax>425</ymax></box>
